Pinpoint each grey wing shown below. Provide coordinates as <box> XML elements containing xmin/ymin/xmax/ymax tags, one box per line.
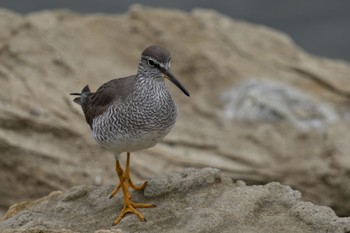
<box><xmin>81</xmin><ymin>76</ymin><xmax>135</xmax><ymax>128</ymax></box>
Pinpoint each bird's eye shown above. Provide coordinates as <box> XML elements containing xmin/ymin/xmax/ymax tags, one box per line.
<box><xmin>148</xmin><ymin>60</ymin><xmax>155</xmax><ymax>66</ymax></box>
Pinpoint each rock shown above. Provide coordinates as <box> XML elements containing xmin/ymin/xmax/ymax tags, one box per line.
<box><xmin>221</xmin><ymin>79</ymin><xmax>338</xmax><ymax>132</ymax></box>
<box><xmin>1</xmin><ymin>5</ymin><xmax>350</xmax><ymax>217</ymax></box>
<box><xmin>1</xmin><ymin>168</ymin><xmax>350</xmax><ymax>233</ymax></box>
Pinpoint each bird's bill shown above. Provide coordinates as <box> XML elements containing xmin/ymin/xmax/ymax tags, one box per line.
<box><xmin>162</xmin><ymin>69</ymin><xmax>190</xmax><ymax>97</ymax></box>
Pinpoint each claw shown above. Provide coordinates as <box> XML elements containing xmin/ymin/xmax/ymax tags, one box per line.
<box><xmin>109</xmin><ymin>183</ymin><xmax>121</xmax><ymax>199</ymax></box>
<box><xmin>130</xmin><ymin>181</ymin><xmax>147</xmax><ymax>191</ymax></box>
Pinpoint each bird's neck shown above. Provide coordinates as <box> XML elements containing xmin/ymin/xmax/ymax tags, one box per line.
<box><xmin>134</xmin><ymin>73</ymin><xmax>168</xmax><ymax>95</ymax></box>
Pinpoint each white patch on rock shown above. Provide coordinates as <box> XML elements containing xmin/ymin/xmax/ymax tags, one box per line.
<box><xmin>221</xmin><ymin>79</ymin><xmax>338</xmax><ymax>132</ymax></box>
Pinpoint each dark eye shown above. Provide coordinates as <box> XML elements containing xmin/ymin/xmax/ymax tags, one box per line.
<box><xmin>148</xmin><ymin>60</ymin><xmax>155</xmax><ymax>66</ymax></box>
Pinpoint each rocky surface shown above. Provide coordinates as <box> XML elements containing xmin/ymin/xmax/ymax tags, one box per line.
<box><xmin>221</xmin><ymin>79</ymin><xmax>338</xmax><ymax>132</ymax></box>
<box><xmin>1</xmin><ymin>168</ymin><xmax>350</xmax><ymax>233</ymax></box>
<box><xmin>1</xmin><ymin>4</ymin><xmax>350</xmax><ymax>222</ymax></box>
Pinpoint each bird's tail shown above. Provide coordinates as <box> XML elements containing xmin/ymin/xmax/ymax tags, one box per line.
<box><xmin>70</xmin><ymin>85</ymin><xmax>91</xmax><ymax>105</ymax></box>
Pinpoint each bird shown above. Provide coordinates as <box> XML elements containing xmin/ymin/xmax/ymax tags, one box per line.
<box><xmin>70</xmin><ymin>45</ymin><xmax>190</xmax><ymax>225</ymax></box>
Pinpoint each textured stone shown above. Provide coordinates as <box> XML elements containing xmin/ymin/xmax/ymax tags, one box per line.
<box><xmin>1</xmin><ymin>168</ymin><xmax>350</xmax><ymax>233</ymax></box>
<box><xmin>221</xmin><ymin>79</ymin><xmax>338</xmax><ymax>132</ymax></box>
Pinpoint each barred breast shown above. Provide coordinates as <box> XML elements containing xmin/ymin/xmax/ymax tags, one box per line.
<box><xmin>92</xmin><ymin>87</ymin><xmax>177</xmax><ymax>153</ymax></box>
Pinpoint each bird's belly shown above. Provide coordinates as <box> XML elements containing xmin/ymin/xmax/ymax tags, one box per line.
<box><xmin>92</xmin><ymin>114</ymin><xmax>176</xmax><ymax>153</ymax></box>
<box><xmin>111</xmin><ymin>131</ymin><xmax>166</xmax><ymax>152</ymax></box>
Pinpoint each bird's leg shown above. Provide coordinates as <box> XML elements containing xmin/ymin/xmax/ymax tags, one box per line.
<box><xmin>125</xmin><ymin>152</ymin><xmax>147</xmax><ymax>191</ymax></box>
<box><xmin>113</xmin><ymin>158</ymin><xmax>156</xmax><ymax>226</ymax></box>
<box><xmin>109</xmin><ymin>159</ymin><xmax>122</xmax><ymax>199</ymax></box>
<box><xmin>109</xmin><ymin>152</ymin><xmax>147</xmax><ymax>199</ymax></box>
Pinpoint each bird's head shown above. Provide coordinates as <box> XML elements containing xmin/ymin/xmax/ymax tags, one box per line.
<box><xmin>140</xmin><ymin>45</ymin><xmax>190</xmax><ymax>97</ymax></box>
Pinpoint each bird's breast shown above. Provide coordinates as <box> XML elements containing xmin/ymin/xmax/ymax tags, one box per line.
<box><xmin>91</xmin><ymin>90</ymin><xmax>177</xmax><ymax>152</ymax></box>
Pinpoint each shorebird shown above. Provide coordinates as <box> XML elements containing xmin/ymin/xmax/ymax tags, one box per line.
<box><xmin>70</xmin><ymin>45</ymin><xmax>190</xmax><ymax>225</ymax></box>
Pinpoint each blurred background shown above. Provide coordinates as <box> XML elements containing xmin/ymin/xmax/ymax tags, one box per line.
<box><xmin>0</xmin><ymin>0</ymin><xmax>350</xmax><ymax>61</ymax></box>
<box><xmin>1</xmin><ymin>0</ymin><xmax>350</xmax><ymax>222</ymax></box>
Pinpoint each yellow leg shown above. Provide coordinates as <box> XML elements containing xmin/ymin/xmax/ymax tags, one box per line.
<box><xmin>109</xmin><ymin>152</ymin><xmax>147</xmax><ymax>198</ymax></box>
<box><xmin>125</xmin><ymin>152</ymin><xmax>148</xmax><ymax>191</ymax></box>
<box><xmin>112</xmin><ymin>153</ymin><xmax>156</xmax><ymax>226</ymax></box>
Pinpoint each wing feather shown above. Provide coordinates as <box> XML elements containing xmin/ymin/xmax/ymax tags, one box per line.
<box><xmin>77</xmin><ymin>75</ymin><xmax>135</xmax><ymax>128</ymax></box>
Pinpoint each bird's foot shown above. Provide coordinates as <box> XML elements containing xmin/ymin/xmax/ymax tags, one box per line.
<box><xmin>113</xmin><ymin>200</ymin><xmax>156</xmax><ymax>225</ymax></box>
<box><xmin>111</xmin><ymin>154</ymin><xmax>155</xmax><ymax>225</ymax></box>
<box><xmin>130</xmin><ymin>180</ymin><xmax>147</xmax><ymax>191</ymax></box>
<box><xmin>109</xmin><ymin>177</ymin><xmax>147</xmax><ymax>199</ymax></box>
<box><xmin>109</xmin><ymin>183</ymin><xmax>121</xmax><ymax>199</ymax></box>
